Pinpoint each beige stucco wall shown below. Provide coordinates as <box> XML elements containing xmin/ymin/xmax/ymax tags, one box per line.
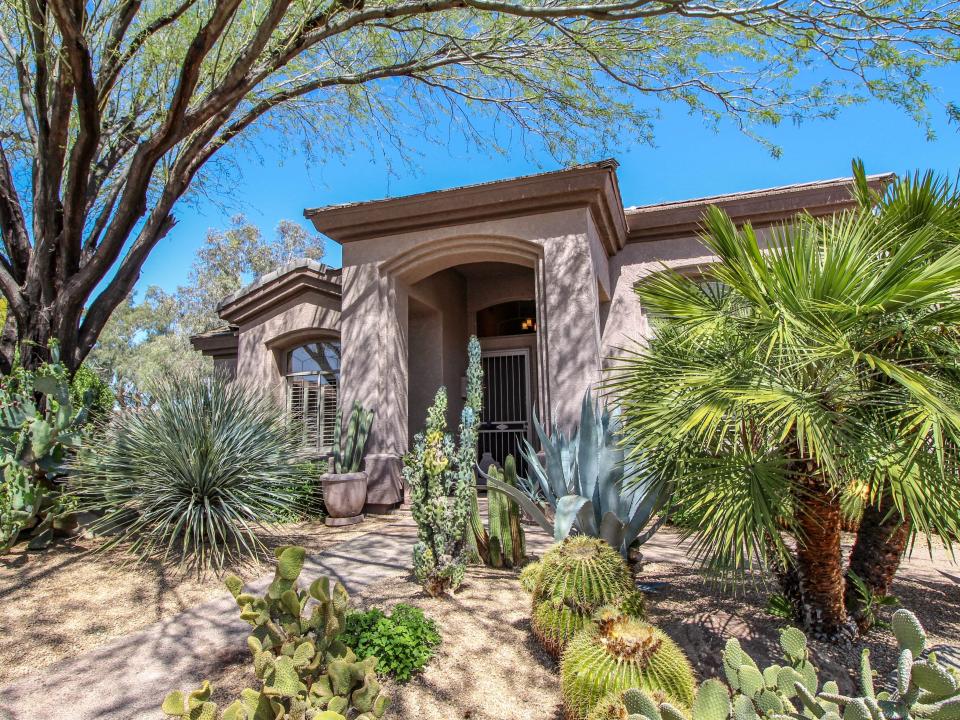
<box><xmin>234</xmin><ymin>290</ymin><xmax>341</xmax><ymax>403</ymax></box>
<box><xmin>338</xmin><ymin>207</ymin><xmax>609</xmax><ymax>506</ymax></box>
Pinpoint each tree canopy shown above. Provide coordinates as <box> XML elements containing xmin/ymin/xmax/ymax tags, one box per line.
<box><xmin>1</xmin><ymin>0</ymin><xmax>959</xmax><ymax>369</ymax></box>
<box><xmin>88</xmin><ymin>216</ymin><xmax>323</xmax><ymax>394</ymax></box>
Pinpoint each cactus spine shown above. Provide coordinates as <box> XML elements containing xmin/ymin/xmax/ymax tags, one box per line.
<box><xmin>331</xmin><ymin>402</ymin><xmax>374</xmax><ymax>473</ymax></box>
<box><xmin>471</xmin><ymin>454</ymin><xmax>526</xmax><ymax>568</ymax></box>
<box><xmin>404</xmin><ymin>336</ymin><xmax>483</xmax><ymax>597</ymax></box>
<box><xmin>527</xmin><ymin>536</ymin><xmax>639</xmax><ymax>658</ymax></box>
<box><xmin>560</xmin><ymin>608</ymin><xmax>696</xmax><ymax>720</ymax></box>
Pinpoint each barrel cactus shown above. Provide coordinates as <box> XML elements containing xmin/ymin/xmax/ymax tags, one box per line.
<box><xmin>536</xmin><ymin>536</ymin><xmax>634</xmax><ymax>608</ymax></box>
<box><xmin>519</xmin><ymin>560</ymin><xmax>543</xmax><ymax>594</ymax></box>
<box><xmin>560</xmin><ymin>608</ymin><xmax>696</xmax><ymax>720</ymax></box>
<box><xmin>531</xmin><ymin>536</ymin><xmax>638</xmax><ymax>658</ymax></box>
<box><xmin>587</xmin><ymin>688</ymin><xmax>672</xmax><ymax>720</ymax></box>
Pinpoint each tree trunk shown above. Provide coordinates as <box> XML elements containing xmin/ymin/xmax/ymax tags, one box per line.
<box><xmin>792</xmin><ymin>469</ymin><xmax>855</xmax><ymax>641</ymax></box>
<box><xmin>844</xmin><ymin>491</ymin><xmax>910</xmax><ymax>632</ymax></box>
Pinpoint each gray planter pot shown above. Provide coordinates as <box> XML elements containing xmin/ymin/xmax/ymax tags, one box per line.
<box><xmin>321</xmin><ymin>471</ymin><xmax>368</xmax><ymax>527</ymax></box>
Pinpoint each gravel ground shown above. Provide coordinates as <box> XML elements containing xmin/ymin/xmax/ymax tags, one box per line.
<box><xmin>642</xmin><ymin>531</ymin><xmax>959</xmax><ymax>695</ymax></box>
<box><xmin>0</xmin><ymin>514</ymin><xmax>398</xmax><ymax>686</ymax></box>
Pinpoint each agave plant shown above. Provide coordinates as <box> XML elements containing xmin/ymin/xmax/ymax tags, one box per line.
<box><xmin>71</xmin><ymin>371</ymin><xmax>309</xmax><ymax>571</ymax></box>
<box><xmin>485</xmin><ymin>391</ymin><xmax>669</xmax><ymax>557</ymax></box>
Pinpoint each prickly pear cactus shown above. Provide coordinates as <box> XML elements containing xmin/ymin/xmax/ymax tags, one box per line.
<box><xmin>162</xmin><ymin>545</ymin><xmax>389</xmax><ymax>720</ymax></box>
<box><xmin>0</xmin><ymin>343</ymin><xmax>87</xmax><ymax>553</ymax></box>
<box><xmin>616</xmin><ymin>609</ymin><xmax>959</xmax><ymax>720</ymax></box>
<box><xmin>404</xmin><ymin>336</ymin><xmax>483</xmax><ymax>597</ymax></box>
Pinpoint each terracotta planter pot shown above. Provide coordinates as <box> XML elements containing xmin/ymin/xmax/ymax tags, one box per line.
<box><xmin>322</xmin><ymin>471</ymin><xmax>368</xmax><ymax>527</ymax></box>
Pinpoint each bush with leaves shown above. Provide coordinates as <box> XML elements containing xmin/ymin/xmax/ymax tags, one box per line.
<box><xmin>339</xmin><ymin>604</ymin><xmax>441</xmax><ymax>682</ymax></box>
<box><xmin>71</xmin><ymin>371</ymin><xmax>308</xmax><ymax>571</ymax></box>
<box><xmin>69</xmin><ymin>364</ymin><xmax>115</xmax><ymax>425</ymax></box>
<box><xmin>0</xmin><ymin>343</ymin><xmax>88</xmax><ymax>552</ymax></box>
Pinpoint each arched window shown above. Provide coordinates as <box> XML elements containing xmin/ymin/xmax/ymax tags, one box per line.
<box><xmin>285</xmin><ymin>340</ymin><xmax>340</xmax><ymax>454</ymax></box>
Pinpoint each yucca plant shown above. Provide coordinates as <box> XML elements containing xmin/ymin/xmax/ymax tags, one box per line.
<box><xmin>608</xmin><ymin>162</ymin><xmax>960</xmax><ymax>640</ymax></box>
<box><xmin>71</xmin><ymin>372</ymin><xmax>308</xmax><ymax>571</ymax></box>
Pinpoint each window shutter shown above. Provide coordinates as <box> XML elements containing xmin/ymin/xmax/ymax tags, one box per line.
<box><xmin>320</xmin><ymin>382</ymin><xmax>338</xmax><ymax>453</ymax></box>
<box><xmin>287</xmin><ymin>377</ymin><xmax>322</xmax><ymax>450</ymax></box>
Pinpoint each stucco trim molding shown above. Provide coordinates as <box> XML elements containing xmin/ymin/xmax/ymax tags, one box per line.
<box><xmin>263</xmin><ymin>326</ymin><xmax>340</xmax><ymax>351</ymax></box>
<box><xmin>379</xmin><ymin>234</ymin><xmax>545</xmax><ymax>285</ymax></box>
<box><xmin>218</xmin><ymin>263</ymin><xmax>342</xmax><ymax>325</ymax></box>
<box><xmin>625</xmin><ymin>173</ymin><xmax>896</xmax><ymax>242</ymax></box>
<box><xmin>305</xmin><ymin>160</ymin><xmax>628</xmax><ymax>256</ymax></box>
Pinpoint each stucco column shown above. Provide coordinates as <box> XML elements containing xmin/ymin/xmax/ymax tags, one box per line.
<box><xmin>539</xmin><ymin>232</ymin><xmax>603</xmax><ymax>435</ymax></box>
<box><xmin>340</xmin><ymin>263</ymin><xmax>407</xmax><ymax>510</ymax></box>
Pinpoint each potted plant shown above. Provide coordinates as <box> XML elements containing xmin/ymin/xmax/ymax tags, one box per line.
<box><xmin>322</xmin><ymin>402</ymin><xmax>374</xmax><ymax>526</ymax></box>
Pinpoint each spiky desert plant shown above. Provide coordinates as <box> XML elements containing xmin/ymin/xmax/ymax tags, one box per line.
<box><xmin>560</xmin><ymin>609</ymin><xmax>696</xmax><ymax>720</ymax></box>
<box><xmin>587</xmin><ymin>688</ymin><xmax>672</xmax><ymax>720</ymax></box>
<box><xmin>331</xmin><ymin>402</ymin><xmax>374</xmax><ymax>473</ymax></box>
<box><xmin>519</xmin><ymin>560</ymin><xmax>543</xmax><ymax>593</ymax></box>
<box><xmin>71</xmin><ymin>371</ymin><xmax>306</xmax><ymax>571</ymax></box>
<box><xmin>404</xmin><ymin>336</ymin><xmax>483</xmax><ymax>596</ymax></box>
<box><xmin>531</xmin><ymin>536</ymin><xmax>638</xmax><ymax>657</ymax></box>
<box><xmin>619</xmin><ymin>610</ymin><xmax>960</xmax><ymax>720</ymax></box>
<box><xmin>473</xmin><ymin>455</ymin><xmax>526</xmax><ymax>568</ymax></box>
<box><xmin>536</xmin><ymin>536</ymin><xmax>634</xmax><ymax>608</ymax></box>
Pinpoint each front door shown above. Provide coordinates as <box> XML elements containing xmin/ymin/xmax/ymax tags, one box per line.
<box><xmin>479</xmin><ymin>348</ymin><xmax>532</xmax><ymax>475</ymax></box>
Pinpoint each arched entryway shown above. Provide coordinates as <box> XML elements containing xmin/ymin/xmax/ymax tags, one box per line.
<box><xmin>405</xmin><ymin>260</ymin><xmax>540</xmax><ymax>471</ymax></box>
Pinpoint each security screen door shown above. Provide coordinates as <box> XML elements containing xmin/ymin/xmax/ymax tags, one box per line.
<box><xmin>478</xmin><ymin>348</ymin><xmax>532</xmax><ymax>473</ymax></box>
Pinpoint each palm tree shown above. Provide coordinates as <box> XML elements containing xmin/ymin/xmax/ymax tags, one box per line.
<box><xmin>608</xmin><ymin>164</ymin><xmax>960</xmax><ymax>640</ymax></box>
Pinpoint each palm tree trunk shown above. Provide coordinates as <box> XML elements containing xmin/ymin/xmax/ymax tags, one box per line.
<box><xmin>844</xmin><ymin>491</ymin><xmax>910</xmax><ymax>632</ymax></box>
<box><xmin>793</xmin><ymin>470</ymin><xmax>854</xmax><ymax>641</ymax></box>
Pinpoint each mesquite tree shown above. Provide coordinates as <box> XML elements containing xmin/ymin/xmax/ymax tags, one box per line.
<box><xmin>1</xmin><ymin>0</ymin><xmax>959</xmax><ymax>370</ymax></box>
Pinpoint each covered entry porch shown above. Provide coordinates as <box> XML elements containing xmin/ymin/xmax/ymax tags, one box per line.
<box><xmin>305</xmin><ymin>161</ymin><xmax>629</xmax><ymax>509</ymax></box>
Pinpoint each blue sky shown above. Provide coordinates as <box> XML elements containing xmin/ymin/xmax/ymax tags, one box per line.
<box><xmin>137</xmin><ymin>66</ymin><xmax>960</xmax><ymax>295</ymax></box>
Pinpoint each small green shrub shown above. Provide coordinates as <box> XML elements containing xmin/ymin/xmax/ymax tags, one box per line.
<box><xmin>339</xmin><ymin>603</ymin><xmax>441</xmax><ymax>682</ymax></box>
<box><xmin>69</xmin><ymin>364</ymin><xmax>114</xmax><ymax>424</ymax></box>
<box><xmin>274</xmin><ymin>460</ymin><xmax>327</xmax><ymax>523</ymax></box>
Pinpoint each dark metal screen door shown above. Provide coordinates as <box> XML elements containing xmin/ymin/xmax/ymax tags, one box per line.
<box><xmin>479</xmin><ymin>348</ymin><xmax>532</xmax><ymax>471</ymax></box>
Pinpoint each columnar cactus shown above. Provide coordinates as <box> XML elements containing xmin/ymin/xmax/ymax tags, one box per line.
<box><xmin>472</xmin><ymin>455</ymin><xmax>527</xmax><ymax>568</ymax></box>
<box><xmin>162</xmin><ymin>545</ymin><xmax>389</xmax><ymax>720</ymax></box>
<box><xmin>560</xmin><ymin>606</ymin><xmax>697</xmax><ymax>720</ymax></box>
<box><xmin>404</xmin><ymin>335</ymin><xmax>483</xmax><ymax>596</ymax></box>
<box><xmin>331</xmin><ymin>402</ymin><xmax>374</xmax><ymax>474</ymax></box>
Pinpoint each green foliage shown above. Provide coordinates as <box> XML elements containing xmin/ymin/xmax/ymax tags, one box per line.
<box><xmin>624</xmin><ymin>609</ymin><xmax>960</xmax><ymax>720</ymax></box>
<box><xmin>847</xmin><ymin>571</ymin><xmax>899</xmax><ymax>631</ymax></box>
<box><xmin>487</xmin><ymin>392</ymin><xmax>669</xmax><ymax>558</ymax></box>
<box><xmin>560</xmin><ymin>607</ymin><xmax>696</xmax><ymax>720</ymax></box>
<box><xmin>339</xmin><ymin>604</ymin><xmax>441</xmax><ymax>682</ymax></box>
<box><xmin>163</xmin><ymin>545</ymin><xmax>388</xmax><ymax>720</ymax></box>
<box><xmin>528</xmin><ymin>536</ymin><xmax>638</xmax><ymax>658</ymax></box>
<box><xmin>69</xmin><ymin>365</ymin><xmax>115</xmax><ymax>424</ymax></box>
<box><xmin>0</xmin><ymin>344</ymin><xmax>88</xmax><ymax>552</ymax></box>
<box><xmin>274</xmin><ymin>461</ymin><xmax>327</xmax><ymax>523</ymax></box>
<box><xmin>404</xmin><ymin>335</ymin><xmax>483</xmax><ymax>597</ymax></box>
<box><xmin>331</xmin><ymin>402</ymin><xmax>374</xmax><ymax>474</ymax></box>
<box><xmin>519</xmin><ymin>560</ymin><xmax>543</xmax><ymax>593</ymax></box>
<box><xmin>607</xmin><ymin>167</ymin><xmax>960</xmax><ymax>635</ymax></box>
<box><xmin>71</xmin><ymin>372</ymin><xmax>308</xmax><ymax>571</ymax></box>
<box><xmin>471</xmin><ymin>455</ymin><xmax>527</xmax><ymax>568</ymax></box>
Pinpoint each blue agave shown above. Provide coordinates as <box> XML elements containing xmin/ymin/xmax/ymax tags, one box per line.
<box><xmin>485</xmin><ymin>391</ymin><xmax>669</xmax><ymax>557</ymax></box>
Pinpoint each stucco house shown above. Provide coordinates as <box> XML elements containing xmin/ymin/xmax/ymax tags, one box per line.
<box><xmin>191</xmin><ymin>159</ymin><xmax>892</xmax><ymax>512</ymax></box>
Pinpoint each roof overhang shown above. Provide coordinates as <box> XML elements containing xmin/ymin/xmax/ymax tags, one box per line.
<box><xmin>190</xmin><ymin>327</ymin><xmax>238</xmax><ymax>358</ymax></box>
<box><xmin>216</xmin><ymin>259</ymin><xmax>342</xmax><ymax>326</ymax></box>
<box><xmin>305</xmin><ymin>160</ymin><xmax>629</xmax><ymax>256</ymax></box>
<box><xmin>625</xmin><ymin>173</ymin><xmax>896</xmax><ymax>242</ymax></box>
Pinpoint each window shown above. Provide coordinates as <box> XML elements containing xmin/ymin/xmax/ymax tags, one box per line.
<box><xmin>285</xmin><ymin>341</ymin><xmax>340</xmax><ymax>454</ymax></box>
